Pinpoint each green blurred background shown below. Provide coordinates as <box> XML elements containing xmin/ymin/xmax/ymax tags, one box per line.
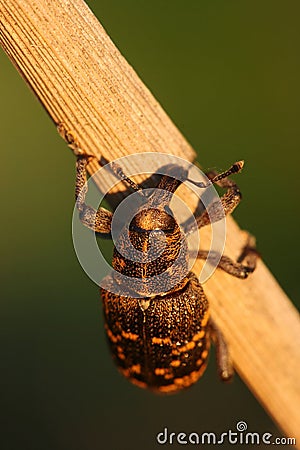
<box><xmin>1</xmin><ymin>1</ymin><xmax>299</xmax><ymax>449</ymax></box>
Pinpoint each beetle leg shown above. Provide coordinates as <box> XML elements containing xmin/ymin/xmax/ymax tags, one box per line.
<box><xmin>208</xmin><ymin>317</ymin><xmax>234</xmax><ymax>382</ymax></box>
<box><xmin>195</xmin><ymin>233</ymin><xmax>259</xmax><ymax>278</ymax></box>
<box><xmin>75</xmin><ymin>156</ymin><xmax>113</xmax><ymax>234</ymax></box>
<box><xmin>184</xmin><ymin>168</ymin><xmax>242</xmax><ymax>234</ymax></box>
<box><xmin>99</xmin><ymin>155</ymin><xmax>143</xmax><ymax>194</ymax></box>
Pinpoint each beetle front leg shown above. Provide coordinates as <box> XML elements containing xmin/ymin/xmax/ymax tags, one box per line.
<box><xmin>208</xmin><ymin>317</ymin><xmax>234</xmax><ymax>382</ymax></box>
<box><xmin>184</xmin><ymin>167</ymin><xmax>243</xmax><ymax>234</ymax></box>
<box><xmin>75</xmin><ymin>156</ymin><xmax>113</xmax><ymax>234</ymax></box>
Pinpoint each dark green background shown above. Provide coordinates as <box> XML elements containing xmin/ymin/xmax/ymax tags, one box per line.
<box><xmin>1</xmin><ymin>1</ymin><xmax>299</xmax><ymax>449</ymax></box>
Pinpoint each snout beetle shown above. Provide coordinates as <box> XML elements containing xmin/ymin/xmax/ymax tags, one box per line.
<box><xmin>74</xmin><ymin>154</ymin><xmax>257</xmax><ymax>393</ymax></box>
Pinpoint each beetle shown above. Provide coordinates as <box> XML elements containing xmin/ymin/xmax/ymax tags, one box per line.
<box><xmin>74</xmin><ymin>154</ymin><xmax>258</xmax><ymax>393</ymax></box>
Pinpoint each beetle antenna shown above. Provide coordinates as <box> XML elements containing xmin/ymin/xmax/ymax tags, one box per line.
<box><xmin>211</xmin><ymin>160</ymin><xmax>244</xmax><ymax>183</ymax></box>
<box><xmin>188</xmin><ymin>160</ymin><xmax>244</xmax><ymax>188</ymax></box>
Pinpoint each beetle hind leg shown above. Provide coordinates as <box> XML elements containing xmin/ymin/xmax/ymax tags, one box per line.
<box><xmin>208</xmin><ymin>318</ymin><xmax>234</xmax><ymax>382</ymax></box>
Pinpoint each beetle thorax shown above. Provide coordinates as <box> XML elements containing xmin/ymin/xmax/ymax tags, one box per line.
<box><xmin>112</xmin><ymin>207</ymin><xmax>189</xmax><ymax>296</ymax></box>
<box><xmin>130</xmin><ymin>208</ymin><xmax>176</xmax><ymax>232</ymax></box>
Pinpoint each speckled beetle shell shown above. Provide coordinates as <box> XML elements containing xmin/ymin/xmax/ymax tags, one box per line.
<box><xmin>102</xmin><ymin>272</ymin><xmax>210</xmax><ymax>393</ymax></box>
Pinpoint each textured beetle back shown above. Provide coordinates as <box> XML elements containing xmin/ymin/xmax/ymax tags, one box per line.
<box><xmin>101</xmin><ymin>272</ymin><xmax>210</xmax><ymax>393</ymax></box>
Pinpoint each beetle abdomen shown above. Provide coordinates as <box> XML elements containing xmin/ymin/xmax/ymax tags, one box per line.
<box><xmin>101</xmin><ymin>272</ymin><xmax>210</xmax><ymax>393</ymax></box>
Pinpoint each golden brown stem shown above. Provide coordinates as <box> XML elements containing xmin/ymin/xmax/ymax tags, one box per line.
<box><xmin>0</xmin><ymin>0</ymin><xmax>299</xmax><ymax>444</ymax></box>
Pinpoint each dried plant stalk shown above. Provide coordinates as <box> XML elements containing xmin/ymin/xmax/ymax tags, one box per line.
<box><xmin>1</xmin><ymin>0</ymin><xmax>299</xmax><ymax>444</ymax></box>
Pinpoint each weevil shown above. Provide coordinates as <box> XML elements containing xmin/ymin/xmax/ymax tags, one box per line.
<box><xmin>74</xmin><ymin>155</ymin><xmax>258</xmax><ymax>393</ymax></box>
